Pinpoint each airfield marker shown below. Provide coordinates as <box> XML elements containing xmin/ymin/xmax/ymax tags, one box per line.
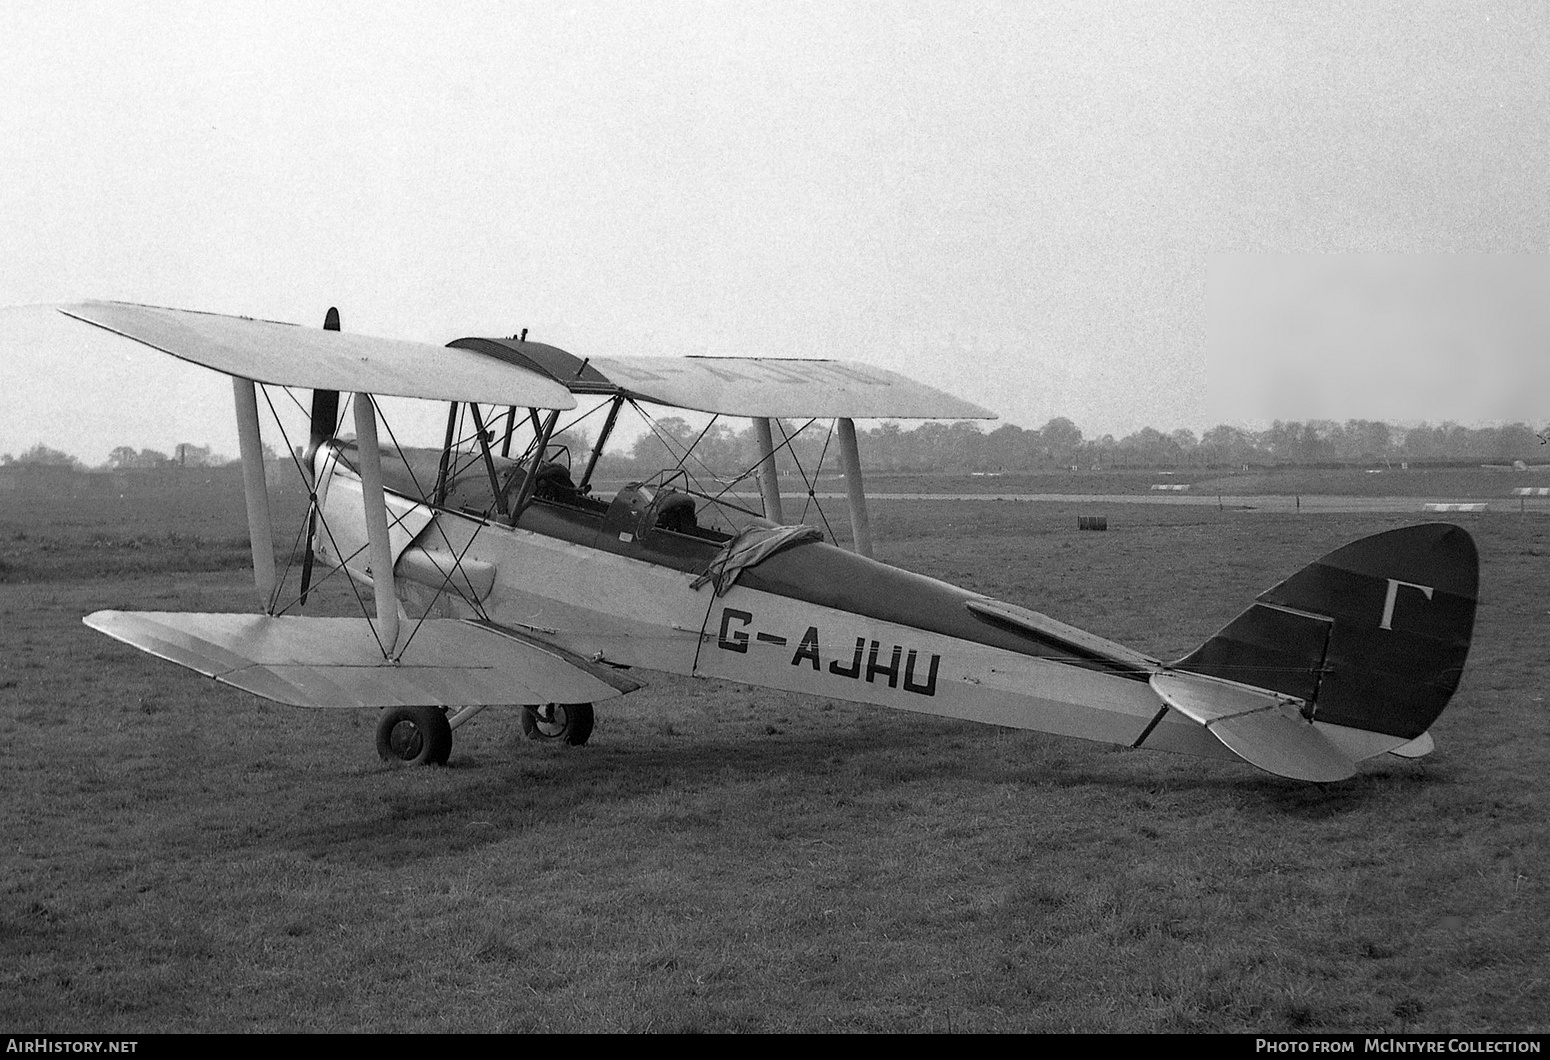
<box><xmin>1512</xmin><ymin>486</ymin><xmax>1550</xmax><ymax>517</ymax></box>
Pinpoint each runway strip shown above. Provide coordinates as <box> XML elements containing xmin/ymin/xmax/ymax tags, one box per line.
<box><xmin>810</xmin><ymin>493</ymin><xmax>1539</xmax><ymax>514</ymax></box>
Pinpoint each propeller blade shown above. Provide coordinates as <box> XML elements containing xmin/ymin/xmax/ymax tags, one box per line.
<box><xmin>308</xmin><ymin>307</ymin><xmax>342</xmax><ymax>455</ymax></box>
<box><xmin>300</xmin><ymin>307</ymin><xmax>341</xmax><ymax>606</ymax></box>
<box><xmin>299</xmin><ymin>511</ymin><xmax>319</xmax><ymax>605</ymax></box>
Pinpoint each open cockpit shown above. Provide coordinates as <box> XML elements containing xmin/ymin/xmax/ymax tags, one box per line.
<box><xmin>324</xmin><ymin>440</ymin><xmax>738</xmax><ymax>574</ymax></box>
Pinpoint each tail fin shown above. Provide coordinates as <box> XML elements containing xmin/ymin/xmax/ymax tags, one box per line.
<box><xmin>1173</xmin><ymin>523</ymin><xmax>1478</xmax><ymax>741</ymax></box>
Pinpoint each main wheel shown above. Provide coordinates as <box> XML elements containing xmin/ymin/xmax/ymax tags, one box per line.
<box><xmin>376</xmin><ymin>705</ymin><xmax>453</xmax><ymax>766</ymax></box>
<box><xmin>520</xmin><ymin>703</ymin><xmax>594</xmax><ymax>746</ymax></box>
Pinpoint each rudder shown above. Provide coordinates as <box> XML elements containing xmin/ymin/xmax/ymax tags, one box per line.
<box><xmin>1173</xmin><ymin>523</ymin><xmax>1478</xmax><ymax>740</ymax></box>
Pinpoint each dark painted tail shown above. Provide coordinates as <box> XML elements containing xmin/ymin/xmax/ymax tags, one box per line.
<box><xmin>1173</xmin><ymin>523</ymin><xmax>1478</xmax><ymax>739</ymax></box>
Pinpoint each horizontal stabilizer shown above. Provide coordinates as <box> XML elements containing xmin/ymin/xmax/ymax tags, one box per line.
<box><xmin>84</xmin><ymin>611</ymin><xmax>637</xmax><ymax>709</ymax></box>
<box><xmin>1150</xmin><ymin>670</ymin><xmax>1356</xmax><ymax>782</ymax></box>
<box><xmin>1387</xmin><ymin>731</ymin><xmax>1436</xmax><ymax>759</ymax></box>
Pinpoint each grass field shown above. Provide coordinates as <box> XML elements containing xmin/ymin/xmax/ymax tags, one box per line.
<box><xmin>1</xmin><ymin>476</ymin><xmax>1547</xmax><ymax>1032</ymax></box>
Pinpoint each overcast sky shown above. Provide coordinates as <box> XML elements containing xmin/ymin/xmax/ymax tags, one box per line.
<box><xmin>2</xmin><ymin>1</ymin><xmax>1547</xmax><ymax>464</ymax></box>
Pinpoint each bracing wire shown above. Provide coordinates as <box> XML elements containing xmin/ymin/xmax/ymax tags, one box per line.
<box><xmin>775</xmin><ymin>418</ymin><xmax>835</xmax><ymax>541</ymax></box>
<box><xmin>257</xmin><ymin>385</ymin><xmax>382</xmax><ymax>653</ymax></box>
<box><xmin>798</xmin><ymin>421</ymin><xmax>837</xmax><ymax>524</ymax></box>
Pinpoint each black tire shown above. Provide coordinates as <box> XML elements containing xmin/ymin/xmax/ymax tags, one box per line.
<box><xmin>520</xmin><ymin>703</ymin><xmax>594</xmax><ymax>746</ymax></box>
<box><xmin>376</xmin><ymin>705</ymin><xmax>453</xmax><ymax>766</ymax></box>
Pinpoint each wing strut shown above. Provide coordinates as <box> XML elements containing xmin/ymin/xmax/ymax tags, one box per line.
<box><xmin>352</xmin><ymin>392</ymin><xmax>401</xmax><ymax>655</ymax></box>
<box><xmin>753</xmin><ymin>417</ymin><xmax>785</xmax><ymax>524</ymax></box>
<box><xmin>232</xmin><ymin>377</ymin><xmax>277</xmax><ymax>611</ymax></box>
<box><xmin>836</xmin><ymin>417</ymin><xmax>873</xmax><ymax>558</ymax></box>
<box><xmin>465</xmin><ymin>403</ymin><xmax>510</xmax><ymax>520</ymax></box>
<box><xmin>579</xmin><ymin>394</ymin><xmax>625</xmax><ymax>493</ymax></box>
<box><xmin>511</xmin><ymin>409</ymin><xmax>561</xmax><ymax>516</ymax></box>
<box><xmin>434</xmin><ymin>402</ymin><xmax>458</xmax><ymax>507</ymax></box>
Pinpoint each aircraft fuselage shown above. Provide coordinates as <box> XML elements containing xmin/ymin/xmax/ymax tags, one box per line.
<box><xmin>312</xmin><ymin>454</ymin><xmax>1236</xmax><ymax>764</ymax></box>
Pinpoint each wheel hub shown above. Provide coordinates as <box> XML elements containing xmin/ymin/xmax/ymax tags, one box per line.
<box><xmin>387</xmin><ymin>720</ymin><xmax>425</xmax><ymax>759</ymax></box>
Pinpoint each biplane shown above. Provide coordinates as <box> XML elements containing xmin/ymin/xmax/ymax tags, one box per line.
<box><xmin>56</xmin><ymin>301</ymin><xmax>1478</xmax><ymax>783</ymax></box>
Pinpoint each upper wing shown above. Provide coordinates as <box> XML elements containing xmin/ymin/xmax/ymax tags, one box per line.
<box><xmin>449</xmin><ymin>336</ymin><xmax>996</xmax><ymax>420</ymax></box>
<box><xmin>60</xmin><ymin>302</ymin><xmax>576</xmax><ymax>410</ymax></box>
<box><xmin>85</xmin><ymin>611</ymin><xmax>637</xmax><ymax>708</ymax></box>
<box><xmin>593</xmin><ymin>355</ymin><xmax>998</xmax><ymax>419</ymax></box>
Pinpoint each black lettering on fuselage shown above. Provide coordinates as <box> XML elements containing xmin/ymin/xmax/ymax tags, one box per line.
<box><xmin>904</xmin><ymin>649</ymin><xmax>939</xmax><ymax>696</ymax></box>
<box><xmin>717</xmin><ymin>611</ymin><xmax>940</xmax><ymax>698</ymax></box>
<box><xmin>792</xmin><ymin>626</ymin><xmax>821</xmax><ymax>669</ymax></box>
<box><xmin>829</xmin><ymin>637</ymin><xmax>865</xmax><ymax>679</ymax></box>
<box><xmin>718</xmin><ymin>608</ymin><xmax>752</xmax><ymax>652</ymax></box>
<box><xmin>866</xmin><ymin>641</ymin><xmax>903</xmax><ymax>687</ymax></box>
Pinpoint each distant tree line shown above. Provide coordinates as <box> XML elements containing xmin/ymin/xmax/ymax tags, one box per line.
<box><xmin>583</xmin><ymin>416</ymin><xmax>1550</xmax><ymax>479</ymax></box>
<box><xmin>1</xmin><ymin>442</ymin><xmax>242</xmax><ymax>472</ymax></box>
<box><xmin>6</xmin><ymin>418</ymin><xmax>1547</xmax><ymax>480</ymax></box>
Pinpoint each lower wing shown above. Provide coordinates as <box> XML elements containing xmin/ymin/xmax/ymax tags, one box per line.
<box><xmin>85</xmin><ymin>611</ymin><xmax>638</xmax><ymax>708</ymax></box>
